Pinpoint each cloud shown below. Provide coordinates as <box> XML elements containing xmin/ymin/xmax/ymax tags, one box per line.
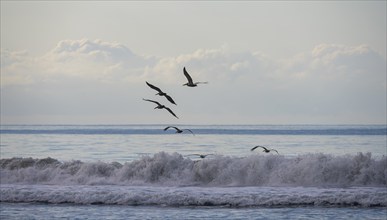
<box><xmin>1</xmin><ymin>39</ymin><xmax>155</xmax><ymax>86</ymax></box>
<box><xmin>48</xmin><ymin>39</ymin><xmax>142</xmax><ymax>64</ymax></box>
<box><xmin>3</xmin><ymin>39</ymin><xmax>384</xmax><ymax>87</ymax></box>
<box><xmin>310</xmin><ymin>44</ymin><xmax>385</xmax><ymax>77</ymax></box>
<box><xmin>1</xmin><ymin>39</ymin><xmax>386</xmax><ymax>124</ymax></box>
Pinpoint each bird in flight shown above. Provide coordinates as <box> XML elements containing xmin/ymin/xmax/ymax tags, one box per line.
<box><xmin>164</xmin><ymin>126</ymin><xmax>194</xmax><ymax>135</ymax></box>
<box><xmin>188</xmin><ymin>154</ymin><xmax>213</xmax><ymax>159</ymax></box>
<box><xmin>251</xmin><ymin>145</ymin><xmax>279</xmax><ymax>154</ymax></box>
<box><xmin>145</xmin><ymin>81</ymin><xmax>176</xmax><ymax>105</ymax></box>
<box><xmin>142</xmin><ymin>98</ymin><xmax>178</xmax><ymax>119</ymax></box>
<box><xmin>183</xmin><ymin>67</ymin><xmax>208</xmax><ymax>87</ymax></box>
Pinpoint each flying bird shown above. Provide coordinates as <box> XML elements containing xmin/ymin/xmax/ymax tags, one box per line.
<box><xmin>188</xmin><ymin>154</ymin><xmax>213</xmax><ymax>159</ymax></box>
<box><xmin>251</xmin><ymin>145</ymin><xmax>279</xmax><ymax>154</ymax></box>
<box><xmin>164</xmin><ymin>126</ymin><xmax>194</xmax><ymax>135</ymax></box>
<box><xmin>142</xmin><ymin>98</ymin><xmax>178</xmax><ymax>119</ymax></box>
<box><xmin>183</xmin><ymin>67</ymin><xmax>208</xmax><ymax>87</ymax></box>
<box><xmin>145</xmin><ymin>81</ymin><xmax>176</xmax><ymax>105</ymax></box>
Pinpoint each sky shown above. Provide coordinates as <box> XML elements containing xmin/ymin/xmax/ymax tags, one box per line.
<box><xmin>1</xmin><ymin>1</ymin><xmax>386</xmax><ymax>125</ymax></box>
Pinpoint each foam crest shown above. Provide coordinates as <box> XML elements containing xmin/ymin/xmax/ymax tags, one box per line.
<box><xmin>1</xmin><ymin>185</ymin><xmax>386</xmax><ymax>207</ymax></box>
<box><xmin>1</xmin><ymin>152</ymin><xmax>386</xmax><ymax>187</ymax></box>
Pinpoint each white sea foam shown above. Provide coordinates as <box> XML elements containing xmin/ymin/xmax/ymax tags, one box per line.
<box><xmin>1</xmin><ymin>184</ymin><xmax>386</xmax><ymax>207</ymax></box>
<box><xmin>1</xmin><ymin>152</ymin><xmax>386</xmax><ymax>187</ymax></box>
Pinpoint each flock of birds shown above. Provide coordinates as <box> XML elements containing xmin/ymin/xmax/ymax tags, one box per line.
<box><xmin>143</xmin><ymin>67</ymin><xmax>279</xmax><ymax>159</ymax></box>
<box><xmin>143</xmin><ymin>67</ymin><xmax>208</xmax><ymax>119</ymax></box>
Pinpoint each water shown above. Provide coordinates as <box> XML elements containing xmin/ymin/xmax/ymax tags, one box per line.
<box><xmin>1</xmin><ymin>124</ymin><xmax>386</xmax><ymax>219</ymax></box>
<box><xmin>1</xmin><ymin>203</ymin><xmax>386</xmax><ymax>220</ymax></box>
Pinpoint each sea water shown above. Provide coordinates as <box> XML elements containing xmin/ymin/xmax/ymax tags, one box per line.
<box><xmin>1</xmin><ymin>125</ymin><xmax>386</xmax><ymax>219</ymax></box>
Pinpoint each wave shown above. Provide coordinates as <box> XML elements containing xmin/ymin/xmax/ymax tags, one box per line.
<box><xmin>1</xmin><ymin>152</ymin><xmax>386</xmax><ymax>187</ymax></box>
<box><xmin>1</xmin><ymin>184</ymin><xmax>386</xmax><ymax>207</ymax></box>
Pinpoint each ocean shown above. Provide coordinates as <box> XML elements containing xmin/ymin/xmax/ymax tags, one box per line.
<box><xmin>1</xmin><ymin>124</ymin><xmax>386</xmax><ymax>219</ymax></box>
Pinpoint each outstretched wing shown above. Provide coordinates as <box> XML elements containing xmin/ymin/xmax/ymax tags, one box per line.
<box><xmin>146</xmin><ymin>81</ymin><xmax>162</xmax><ymax>93</ymax></box>
<box><xmin>163</xmin><ymin>126</ymin><xmax>172</xmax><ymax>131</ymax></box>
<box><xmin>250</xmin><ymin>146</ymin><xmax>259</xmax><ymax>151</ymax></box>
<box><xmin>183</xmin><ymin>67</ymin><xmax>194</xmax><ymax>84</ymax></box>
<box><xmin>142</xmin><ymin>98</ymin><xmax>161</xmax><ymax>106</ymax></box>
<box><xmin>272</xmin><ymin>149</ymin><xmax>279</xmax><ymax>154</ymax></box>
<box><xmin>164</xmin><ymin>94</ymin><xmax>177</xmax><ymax>105</ymax></box>
<box><xmin>164</xmin><ymin>107</ymin><xmax>179</xmax><ymax>119</ymax></box>
<box><xmin>259</xmin><ymin>146</ymin><xmax>268</xmax><ymax>151</ymax></box>
<box><xmin>187</xmin><ymin>154</ymin><xmax>201</xmax><ymax>157</ymax></box>
<box><xmin>164</xmin><ymin>126</ymin><xmax>179</xmax><ymax>131</ymax></box>
<box><xmin>183</xmin><ymin>129</ymin><xmax>195</xmax><ymax>135</ymax></box>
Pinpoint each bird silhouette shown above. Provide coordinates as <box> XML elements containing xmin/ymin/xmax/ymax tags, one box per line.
<box><xmin>145</xmin><ymin>81</ymin><xmax>176</xmax><ymax>105</ymax></box>
<box><xmin>142</xmin><ymin>98</ymin><xmax>178</xmax><ymax>119</ymax></box>
<box><xmin>188</xmin><ymin>154</ymin><xmax>213</xmax><ymax>159</ymax></box>
<box><xmin>164</xmin><ymin>126</ymin><xmax>194</xmax><ymax>135</ymax></box>
<box><xmin>183</xmin><ymin>67</ymin><xmax>208</xmax><ymax>87</ymax></box>
<box><xmin>251</xmin><ymin>145</ymin><xmax>279</xmax><ymax>154</ymax></box>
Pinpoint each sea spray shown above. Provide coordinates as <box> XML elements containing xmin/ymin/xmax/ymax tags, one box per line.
<box><xmin>1</xmin><ymin>152</ymin><xmax>386</xmax><ymax>187</ymax></box>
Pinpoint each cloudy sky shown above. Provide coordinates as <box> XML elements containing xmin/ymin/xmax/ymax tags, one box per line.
<box><xmin>1</xmin><ymin>1</ymin><xmax>386</xmax><ymax>125</ymax></box>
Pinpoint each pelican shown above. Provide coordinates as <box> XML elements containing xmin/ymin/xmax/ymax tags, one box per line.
<box><xmin>164</xmin><ymin>126</ymin><xmax>194</xmax><ymax>135</ymax></box>
<box><xmin>251</xmin><ymin>145</ymin><xmax>279</xmax><ymax>154</ymax></box>
<box><xmin>183</xmin><ymin>67</ymin><xmax>208</xmax><ymax>87</ymax></box>
<box><xmin>142</xmin><ymin>98</ymin><xmax>178</xmax><ymax>119</ymax></box>
<box><xmin>188</xmin><ymin>154</ymin><xmax>213</xmax><ymax>159</ymax></box>
<box><xmin>145</xmin><ymin>81</ymin><xmax>176</xmax><ymax>105</ymax></box>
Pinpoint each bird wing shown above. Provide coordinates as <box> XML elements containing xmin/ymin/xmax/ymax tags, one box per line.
<box><xmin>146</xmin><ymin>81</ymin><xmax>162</xmax><ymax>93</ymax></box>
<box><xmin>163</xmin><ymin>126</ymin><xmax>172</xmax><ymax>131</ymax></box>
<box><xmin>259</xmin><ymin>146</ymin><xmax>269</xmax><ymax>151</ymax></box>
<box><xmin>250</xmin><ymin>146</ymin><xmax>259</xmax><ymax>151</ymax></box>
<box><xmin>272</xmin><ymin>149</ymin><xmax>279</xmax><ymax>154</ymax></box>
<box><xmin>183</xmin><ymin>67</ymin><xmax>194</xmax><ymax>84</ymax></box>
<box><xmin>164</xmin><ymin>107</ymin><xmax>179</xmax><ymax>118</ymax></box>
<box><xmin>183</xmin><ymin>129</ymin><xmax>195</xmax><ymax>135</ymax></box>
<box><xmin>164</xmin><ymin>94</ymin><xmax>177</xmax><ymax>105</ymax></box>
<box><xmin>142</xmin><ymin>98</ymin><xmax>161</xmax><ymax>106</ymax></box>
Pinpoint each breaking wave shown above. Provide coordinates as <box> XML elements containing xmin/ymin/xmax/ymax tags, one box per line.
<box><xmin>1</xmin><ymin>184</ymin><xmax>386</xmax><ymax>207</ymax></box>
<box><xmin>1</xmin><ymin>152</ymin><xmax>386</xmax><ymax>207</ymax></box>
<box><xmin>1</xmin><ymin>152</ymin><xmax>386</xmax><ymax>187</ymax></box>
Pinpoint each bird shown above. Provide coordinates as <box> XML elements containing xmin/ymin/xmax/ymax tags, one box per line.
<box><xmin>142</xmin><ymin>98</ymin><xmax>178</xmax><ymax>118</ymax></box>
<box><xmin>188</xmin><ymin>154</ymin><xmax>213</xmax><ymax>159</ymax></box>
<box><xmin>251</xmin><ymin>145</ymin><xmax>279</xmax><ymax>154</ymax></box>
<box><xmin>145</xmin><ymin>81</ymin><xmax>176</xmax><ymax>105</ymax></box>
<box><xmin>183</xmin><ymin>67</ymin><xmax>208</xmax><ymax>87</ymax></box>
<box><xmin>164</xmin><ymin>126</ymin><xmax>195</xmax><ymax>135</ymax></box>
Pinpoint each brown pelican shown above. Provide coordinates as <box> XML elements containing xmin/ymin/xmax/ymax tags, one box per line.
<box><xmin>164</xmin><ymin>126</ymin><xmax>194</xmax><ymax>135</ymax></box>
<box><xmin>188</xmin><ymin>154</ymin><xmax>213</xmax><ymax>159</ymax></box>
<box><xmin>146</xmin><ymin>81</ymin><xmax>176</xmax><ymax>105</ymax></box>
<box><xmin>183</xmin><ymin>67</ymin><xmax>208</xmax><ymax>87</ymax></box>
<box><xmin>142</xmin><ymin>98</ymin><xmax>178</xmax><ymax>119</ymax></box>
<box><xmin>251</xmin><ymin>145</ymin><xmax>279</xmax><ymax>154</ymax></box>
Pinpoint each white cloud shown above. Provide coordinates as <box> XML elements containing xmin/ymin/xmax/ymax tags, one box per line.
<box><xmin>1</xmin><ymin>39</ymin><xmax>386</xmax><ymax>124</ymax></box>
<box><xmin>1</xmin><ymin>39</ymin><xmax>156</xmax><ymax>86</ymax></box>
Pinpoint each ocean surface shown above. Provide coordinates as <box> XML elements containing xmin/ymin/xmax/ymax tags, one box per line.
<box><xmin>1</xmin><ymin>124</ymin><xmax>386</xmax><ymax>219</ymax></box>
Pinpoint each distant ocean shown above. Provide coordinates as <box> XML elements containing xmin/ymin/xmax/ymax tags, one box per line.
<box><xmin>1</xmin><ymin>124</ymin><xmax>386</xmax><ymax>219</ymax></box>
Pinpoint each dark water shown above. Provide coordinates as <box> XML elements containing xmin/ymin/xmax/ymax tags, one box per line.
<box><xmin>1</xmin><ymin>203</ymin><xmax>386</xmax><ymax>220</ymax></box>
